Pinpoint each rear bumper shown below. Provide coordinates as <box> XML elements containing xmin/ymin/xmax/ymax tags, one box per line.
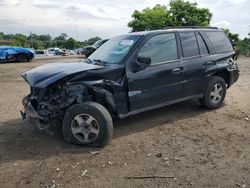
<box><xmin>228</xmin><ymin>65</ymin><xmax>239</xmax><ymax>87</ymax></box>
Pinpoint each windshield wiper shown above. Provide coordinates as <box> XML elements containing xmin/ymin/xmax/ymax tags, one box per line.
<box><xmin>84</xmin><ymin>58</ymin><xmax>92</xmax><ymax>64</ymax></box>
<box><xmin>93</xmin><ymin>59</ymin><xmax>106</xmax><ymax>66</ymax></box>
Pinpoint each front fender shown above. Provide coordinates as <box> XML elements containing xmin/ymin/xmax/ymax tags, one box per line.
<box><xmin>81</xmin><ymin>77</ymin><xmax>128</xmax><ymax>116</ymax></box>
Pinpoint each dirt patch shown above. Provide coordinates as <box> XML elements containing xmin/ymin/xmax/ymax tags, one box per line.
<box><xmin>0</xmin><ymin>57</ymin><xmax>249</xmax><ymax>187</ymax></box>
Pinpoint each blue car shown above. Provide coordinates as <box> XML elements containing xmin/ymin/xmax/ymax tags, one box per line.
<box><xmin>0</xmin><ymin>46</ymin><xmax>35</xmax><ymax>63</ymax></box>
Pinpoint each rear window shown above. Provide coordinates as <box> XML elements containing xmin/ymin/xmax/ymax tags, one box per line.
<box><xmin>205</xmin><ymin>31</ymin><xmax>233</xmax><ymax>53</ymax></box>
<box><xmin>179</xmin><ymin>32</ymin><xmax>199</xmax><ymax>58</ymax></box>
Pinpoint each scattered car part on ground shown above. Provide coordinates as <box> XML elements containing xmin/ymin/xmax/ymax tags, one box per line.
<box><xmin>21</xmin><ymin>27</ymin><xmax>239</xmax><ymax>147</ymax></box>
<box><xmin>81</xmin><ymin>39</ymin><xmax>108</xmax><ymax>57</ymax></box>
<box><xmin>0</xmin><ymin>46</ymin><xmax>35</xmax><ymax>63</ymax></box>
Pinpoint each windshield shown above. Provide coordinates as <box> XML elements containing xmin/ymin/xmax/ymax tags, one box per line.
<box><xmin>89</xmin><ymin>35</ymin><xmax>142</xmax><ymax>64</ymax></box>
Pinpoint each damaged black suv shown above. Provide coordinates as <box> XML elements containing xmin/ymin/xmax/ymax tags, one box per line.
<box><xmin>21</xmin><ymin>27</ymin><xmax>239</xmax><ymax>147</ymax></box>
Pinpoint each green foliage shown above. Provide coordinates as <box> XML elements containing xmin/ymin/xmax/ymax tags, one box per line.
<box><xmin>222</xmin><ymin>28</ymin><xmax>239</xmax><ymax>44</ymax></box>
<box><xmin>11</xmin><ymin>34</ymin><xmax>29</xmax><ymax>48</ymax></box>
<box><xmin>222</xmin><ymin>28</ymin><xmax>250</xmax><ymax>55</ymax></box>
<box><xmin>128</xmin><ymin>0</ymin><xmax>212</xmax><ymax>32</ymax></box>
<box><xmin>0</xmin><ymin>32</ymin><xmax>102</xmax><ymax>50</ymax></box>
<box><xmin>238</xmin><ymin>34</ymin><xmax>250</xmax><ymax>55</ymax></box>
<box><xmin>169</xmin><ymin>0</ymin><xmax>212</xmax><ymax>26</ymax></box>
<box><xmin>128</xmin><ymin>5</ymin><xmax>170</xmax><ymax>31</ymax></box>
<box><xmin>65</xmin><ymin>37</ymin><xmax>77</xmax><ymax>50</ymax></box>
<box><xmin>85</xmin><ymin>36</ymin><xmax>101</xmax><ymax>46</ymax></box>
<box><xmin>0</xmin><ymin>32</ymin><xmax>4</xmax><ymax>40</ymax></box>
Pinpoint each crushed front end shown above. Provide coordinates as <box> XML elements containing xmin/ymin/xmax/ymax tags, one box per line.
<box><xmin>20</xmin><ymin>62</ymin><xmax>105</xmax><ymax>130</ymax></box>
<box><xmin>21</xmin><ymin>83</ymin><xmax>86</xmax><ymax>130</ymax></box>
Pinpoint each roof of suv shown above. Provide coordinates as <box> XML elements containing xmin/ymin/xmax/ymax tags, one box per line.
<box><xmin>128</xmin><ymin>26</ymin><xmax>221</xmax><ymax>36</ymax></box>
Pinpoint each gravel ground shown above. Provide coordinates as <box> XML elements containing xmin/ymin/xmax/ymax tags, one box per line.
<box><xmin>0</xmin><ymin>57</ymin><xmax>249</xmax><ymax>188</ymax></box>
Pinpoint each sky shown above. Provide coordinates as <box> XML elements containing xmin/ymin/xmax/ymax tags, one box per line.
<box><xmin>0</xmin><ymin>0</ymin><xmax>249</xmax><ymax>40</ymax></box>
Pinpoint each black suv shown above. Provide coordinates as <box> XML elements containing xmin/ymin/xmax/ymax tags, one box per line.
<box><xmin>21</xmin><ymin>27</ymin><xmax>239</xmax><ymax>147</ymax></box>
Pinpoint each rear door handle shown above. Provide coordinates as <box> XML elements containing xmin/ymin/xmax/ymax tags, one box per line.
<box><xmin>172</xmin><ymin>67</ymin><xmax>183</xmax><ymax>74</ymax></box>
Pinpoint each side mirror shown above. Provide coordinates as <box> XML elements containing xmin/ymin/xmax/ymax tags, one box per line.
<box><xmin>131</xmin><ymin>56</ymin><xmax>151</xmax><ymax>72</ymax></box>
<box><xmin>137</xmin><ymin>56</ymin><xmax>151</xmax><ymax>67</ymax></box>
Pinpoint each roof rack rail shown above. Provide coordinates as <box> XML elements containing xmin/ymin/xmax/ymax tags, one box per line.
<box><xmin>163</xmin><ymin>26</ymin><xmax>218</xmax><ymax>29</ymax></box>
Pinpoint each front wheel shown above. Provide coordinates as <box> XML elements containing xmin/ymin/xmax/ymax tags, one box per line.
<box><xmin>62</xmin><ymin>102</ymin><xmax>113</xmax><ymax>147</ymax></box>
<box><xmin>199</xmin><ymin>76</ymin><xmax>226</xmax><ymax>109</ymax></box>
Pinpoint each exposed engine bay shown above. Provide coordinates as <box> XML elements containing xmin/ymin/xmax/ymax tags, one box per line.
<box><xmin>22</xmin><ymin>83</ymin><xmax>86</xmax><ymax>130</ymax></box>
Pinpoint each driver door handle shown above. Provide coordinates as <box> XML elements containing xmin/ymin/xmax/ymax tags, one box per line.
<box><xmin>172</xmin><ymin>67</ymin><xmax>183</xmax><ymax>74</ymax></box>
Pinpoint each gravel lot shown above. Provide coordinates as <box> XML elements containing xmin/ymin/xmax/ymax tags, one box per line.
<box><xmin>0</xmin><ymin>57</ymin><xmax>249</xmax><ymax>188</ymax></box>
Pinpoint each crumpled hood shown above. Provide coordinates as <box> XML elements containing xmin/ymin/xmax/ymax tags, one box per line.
<box><xmin>22</xmin><ymin>62</ymin><xmax>102</xmax><ymax>88</ymax></box>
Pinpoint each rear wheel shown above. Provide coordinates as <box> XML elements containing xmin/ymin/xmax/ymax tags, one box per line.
<box><xmin>16</xmin><ymin>54</ymin><xmax>27</xmax><ymax>62</ymax></box>
<box><xmin>199</xmin><ymin>76</ymin><xmax>226</xmax><ymax>109</ymax></box>
<box><xmin>62</xmin><ymin>102</ymin><xmax>113</xmax><ymax>147</ymax></box>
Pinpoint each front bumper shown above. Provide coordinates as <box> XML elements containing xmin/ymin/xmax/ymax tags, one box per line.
<box><xmin>20</xmin><ymin>96</ymin><xmax>51</xmax><ymax>130</ymax></box>
<box><xmin>20</xmin><ymin>96</ymin><xmax>42</xmax><ymax>121</ymax></box>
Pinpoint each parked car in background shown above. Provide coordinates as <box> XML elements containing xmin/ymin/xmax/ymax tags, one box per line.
<box><xmin>0</xmin><ymin>46</ymin><xmax>35</xmax><ymax>63</ymax></box>
<box><xmin>47</xmin><ymin>48</ymin><xmax>66</xmax><ymax>56</ymax></box>
<box><xmin>21</xmin><ymin>27</ymin><xmax>239</xmax><ymax>147</ymax></box>
<box><xmin>68</xmin><ymin>50</ymin><xmax>76</xmax><ymax>55</ymax></box>
<box><xmin>55</xmin><ymin>49</ymin><xmax>67</xmax><ymax>56</ymax></box>
<box><xmin>81</xmin><ymin>39</ymin><xmax>108</xmax><ymax>57</ymax></box>
<box><xmin>35</xmin><ymin>50</ymin><xmax>50</xmax><ymax>57</ymax></box>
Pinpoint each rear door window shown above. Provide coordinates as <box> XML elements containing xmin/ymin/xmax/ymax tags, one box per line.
<box><xmin>196</xmin><ymin>32</ymin><xmax>209</xmax><ymax>55</ymax></box>
<box><xmin>179</xmin><ymin>32</ymin><xmax>199</xmax><ymax>58</ymax></box>
<box><xmin>205</xmin><ymin>31</ymin><xmax>233</xmax><ymax>53</ymax></box>
<box><xmin>138</xmin><ymin>33</ymin><xmax>178</xmax><ymax>64</ymax></box>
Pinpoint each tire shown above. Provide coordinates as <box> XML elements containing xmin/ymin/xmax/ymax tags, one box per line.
<box><xmin>62</xmin><ymin>102</ymin><xmax>113</xmax><ymax>147</ymax></box>
<box><xmin>16</xmin><ymin>54</ymin><xmax>27</xmax><ymax>62</ymax></box>
<box><xmin>199</xmin><ymin>76</ymin><xmax>226</xmax><ymax>109</ymax></box>
<box><xmin>5</xmin><ymin>54</ymin><xmax>15</xmax><ymax>62</ymax></box>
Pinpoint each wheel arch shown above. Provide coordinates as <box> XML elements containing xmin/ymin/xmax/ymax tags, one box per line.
<box><xmin>84</xmin><ymin>85</ymin><xmax>118</xmax><ymax>117</ymax></box>
<box><xmin>15</xmin><ymin>53</ymin><xmax>30</xmax><ymax>62</ymax></box>
<box><xmin>213</xmin><ymin>69</ymin><xmax>230</xmax><ymax>88</ymax></box>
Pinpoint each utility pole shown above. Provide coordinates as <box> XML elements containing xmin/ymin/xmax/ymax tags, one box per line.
<box><xmin>30</xmin><ymin>31</ymin><xmax>33</xmax><ymax>49</ymax></box>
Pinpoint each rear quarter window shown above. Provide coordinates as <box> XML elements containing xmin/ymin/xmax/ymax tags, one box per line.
<box><xmin>179</xmin><ymin>32</ymin><xmax>199</xmax><ymax>58</ymax></box>
<box><xmin>205</xmin><ymin>31</ymin><xmax>233</xmax><ymax>53</ymax></box>
<box><xmin>196</xmin><ymin>32</ymin><xmax>209</xmax><ymax>55</ymax></box>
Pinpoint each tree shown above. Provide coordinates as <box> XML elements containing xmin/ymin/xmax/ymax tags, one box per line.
<box><xmin>238</xmin><ymin>35</ymin><xmax>250</xmax><ymax>56</ymax></box>
<box><xmin>38</xmin><ymin>34</ymin><xmax>52</xmax><ymax>49</ymax></box>
<box><xmin>128</xmin><ymin>0</ymin><xmax>212</xmax><ymax>32</ymax></box>
<box><xmin>12</xmin><ymin>34</ymin><xmax>29</xmax><ymax>47</ymax></box>
<box><xmin>65</xmin><ymin>38</ymin><xmax>77</xmax><ymax>49</ymax></box>
<box><xmin>0</xmin><ymin>32</ymin><xmax>102</xmax><ymax>50</ymax></box>
<box><xmin>128</xmin><ymin>5</ymin><xmax>170</xmax><ymax>31</ymax></box>
<box><xmin>54</xmin><ymin>33</ymin><xmax>68</xmax><ymax>48</ymax></box>
<box><xmin>55</xmin><ymin>33</ymin><xmax>68</xmax><ymax>41</ymax></box>
<box><xmin>222</xmin><ymin>28</ymin><xmax>239</xmax><ymax>44</ymax></box>
<box><xmin>168</xmin><ymin>0</ymin><xmax>212</xmax><ymax>26</ymax></box>
<box><xmin>0</xmin><ymin>32</ymin><xmax>4</xmax><ymax>40</ymax></box>
<box><xmin>85</xmin><ymin>36</ymin><xmax>102</xmax><ymax>46</ymax></box>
